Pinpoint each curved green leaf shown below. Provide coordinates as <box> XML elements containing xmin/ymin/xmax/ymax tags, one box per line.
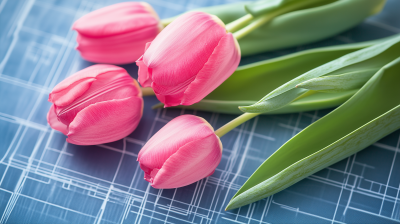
<box><xmin>240</xmin><ymin>34</ymin><xmax>400</xmax><ymax>113</ymax></box>
<box><xmin>170</xmin><ymin>90</ymin><xmax>356</xmax><ymax>114</ymax></box>
<box><xmin>296</xmin><ymin>69</ymin><xmax>377</xmax><ymax>92</ymax></box>
<box><xmin>226</xmin><ymin>56</ymin><xmax>400</xmax><ymax>210</ymax></box>
<box><xmin>239</xmin><ymin>0</ymin><xmax>386</xmax><ymax>56</ymax></box>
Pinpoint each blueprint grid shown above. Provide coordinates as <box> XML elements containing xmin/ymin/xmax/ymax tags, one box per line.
<box><xmin>1</xmin><ymin>0</ymin><xmax>400</xmax><ymax>223</ymax></box>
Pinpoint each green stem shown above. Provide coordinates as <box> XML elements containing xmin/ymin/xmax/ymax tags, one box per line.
<box><xmin>152</xmin><ymin>103</ymin><xmax>164</xmax><ymax>109</ymax></box>
<box><xmin>141</xmin><ymin>87</ymin><xmax>155</xmax><ymax>96</ymax></box>
<box><xmin>233</xmin><ymin>14</ymin><xmax>273</xmax><ymax>40</ymax></box>
<box><xmin>225</xmin><ymin>14</ymin><xmax>254</xmax><ymax>33</ymax></box>
<box><xmin>232</xmin><ymin>0</ymin><xmax>324</xmax><ymax>40</ymax></box>
<box><xmin>215</xmin><ymin>113</ymin><xmax>260</xmax><ymax>137</ymax></box>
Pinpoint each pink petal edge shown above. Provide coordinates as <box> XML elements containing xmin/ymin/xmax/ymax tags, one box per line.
<box><xmin>49</xmin><ymin>64</ymin><xmax>125</xmax><ymax>106</ymax></box>
<box><xmin>47</xmin><ymin>104</ymin><xmax>68</xmax><ymax>135</ymax></box>
<box><xmin>181</xmin><ymin>33</ymin><xmax>241</xmax><ymax>105</ymax></box>
<box><xmin>137</xmin><ymin>42</ymin><xmax>153</xmax><ymax>87</ymax></box>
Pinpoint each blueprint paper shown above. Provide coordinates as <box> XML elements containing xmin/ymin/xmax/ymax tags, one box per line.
<box><xmin>1</xmin><ymin>0</ymin><xmax>400</xmax><ymax>223</ymax></box>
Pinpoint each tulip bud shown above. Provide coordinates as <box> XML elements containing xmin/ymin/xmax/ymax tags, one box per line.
<box><xmin>138</xmin><ymin>115</ymin><xmax>222</xmax><ymax>189</ymax></box>
<box><xmin>73</xmin><ymin>2</ymin><xmax>162</xmax><ymax>64</ymax></box>
<box><xmin>47</xmin><ymin>64</ymin><xmax>143</xmax><ymax>145</ymax></box>
<box><xmin>136</xmin><ymin>12</ymin><xmax>241</xmax><ymax>107</ymax></box>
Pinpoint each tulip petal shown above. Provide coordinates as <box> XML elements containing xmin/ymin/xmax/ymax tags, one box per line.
<box><xmin>72</xmin><ymin>2</ymin><xmax>159</xmax><ymax>37</ymax></box>
<box><xmin>144</xmin><ymin>42</ymin><xmax>151</xmax><ymax>52</ymax></box>
<box><xmin>138</xmin><ymin>115</ymin><xmax>215</xmax><ymax>175</ymax></box>
<box><xmin>151</xmin><ymin>75</ymin><xmax>196</xmax><ymax>107</ymax></box>
<box><xmin>143</xmin><ymin>12</ymin><xmax>226</xmax><ymax>86</ymax></box>
<box><xmin>47</xmin><ymin>105</ymin><xmax>68</xmax><ymax>135</ymax></box>
<box><xmin>137</xmin><ymin>42</ymin><xmax>153</xmax><ymax>87</ymax></box>
<box><xmin>50</xmin><ymin>77</ymin><xmax>95</xmax><ymax>107</ymax></box>
<box><xmin>56</xmin><ymin>83</ymin><xmax>139</xmax><ymax>126</ymax></box>
<box><xmin>73</xmin><ymin>2</ymin><xmax>162</xmax><ymax>64</ymax></box>
<box><xmin>144</xmin><ymin>168</ymin><xmax>160</xmax><ymax>183</ymax></box>
<box><xmin>151</xmin><ymin>90</ymin><xmax>183</xmax><ymax>108</ymax></box>
<box><xmin>50</xmin><ymin>64</ymin><xmax>125</xmax><ymax>106</ymax></box>
<box><xmin>76</xmin><ymin>26</ymin><xmax>159</xmax><ymax>64</ymax></box>
<box><xmin>181</xmin><ymin>33</ymin><xmax>241</xmax><ymax>105</ymax></box>
<box><xmin>151</xmin><ymin>134</ymin><xmax>222</xmax><ymax>189</ymax></box>
<box><xmin>67</xmin><ymin>96</ymin><xmax>143</xmax><ymax>145</ymax></box>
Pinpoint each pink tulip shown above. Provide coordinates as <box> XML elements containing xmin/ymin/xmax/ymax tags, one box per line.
<box><xmin>136</xmin><ymin>11</ymin><xmax>241</xmax><ymax>107</ymax></box>
<box><xmin>47</xmin><ymin>64</ymin><xmax>143</xmax><ymax>145</ymax></box>
<box><xmin>138</xmin><ymin>115</ymin><xmax>222</xmax><ymax>189</ymax></box>
<box><xmin>73</xmin><ymin>2</ymin><xmax>162</xmax><ymax>64</ymax></box>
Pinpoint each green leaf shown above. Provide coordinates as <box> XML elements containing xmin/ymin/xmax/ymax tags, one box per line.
<box><xmin>273</xmin><ymin>90</ymin><xmax>357</xmax><ymax>114</ymax></box>
<box><xmin>239</xmin><ymin>0</ymin><xmax>386</xmax><ymax>56</ymax></box>
<box><xmin>296</xmin><ymin>69</ymin><xmax>377</xmax><ymax>92</ymax></box>
<box><xmin>226</xmin><ymin>56</ymin><xmax>400</xmax><ymax>210</ymax></box>
<box><xmin>239</xmin><ymin>34</ymin><xmax>400</xmax><ymax>113</ymax></box>
<box><xmin>172</xmin><ymin>37</ymin><xmax>390</xmax><ymax>114</ymax></box>
<box><xmin>167</xmin><ymin>90</ymin><xmax>357</xmax><ymax>114</ymax></box>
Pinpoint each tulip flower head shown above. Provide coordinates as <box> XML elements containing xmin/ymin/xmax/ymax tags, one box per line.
<box><xmin>73</xmin><ymin>2</ymin><xmax>162</xmax><ymax>64</ymax></box>
<box><xmin>47</xmin><ymin>64</ymin><xmax>143</xmax><ymax>145</ymax></box>
<box><xmin>137</xmin><ymin>11</ymin><xmax>241</xmax><ymax>107</ymax></box>
<box><xmin>138</xmin><ymin>115</ymin><xmax>222</xmax><ymax>189</ymax></box>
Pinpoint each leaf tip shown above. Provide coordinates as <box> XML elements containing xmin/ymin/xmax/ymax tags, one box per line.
<box><xmin>225</xmin><ymin>197</ymin><xmax>241</xmax><ymax>211</ymax></box>
<box><xmin>296</xmin><ymin>82</ymin><xmax>306</xmax><ymax>89</ymax></box>
<box><xmin>239</xmin><ymin>104</ymin><xmax>264</xmax><ymax>113</ymax></box>
<box><xmin>238</xmin><ymin>106</ymin><xmax>249</xmax><ymax>113</ymax></box>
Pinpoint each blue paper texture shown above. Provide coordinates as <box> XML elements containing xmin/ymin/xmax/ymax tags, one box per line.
<box><xmin>1</xmin><ymin>0</ymin><xmax>400</xmax><ymax>223</ymax></box>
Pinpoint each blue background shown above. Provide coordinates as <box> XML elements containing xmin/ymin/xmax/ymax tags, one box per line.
<box><xmin>1</xmin><ymin>0</ymin><xmax>400</xmax><ymax>223</ymax></box>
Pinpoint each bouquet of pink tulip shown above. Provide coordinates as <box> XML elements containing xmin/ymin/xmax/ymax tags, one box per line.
<box><xmin>46</xmin><ymin>0</ymin><xmax>398</xmax><ymax>212</ymax></box>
